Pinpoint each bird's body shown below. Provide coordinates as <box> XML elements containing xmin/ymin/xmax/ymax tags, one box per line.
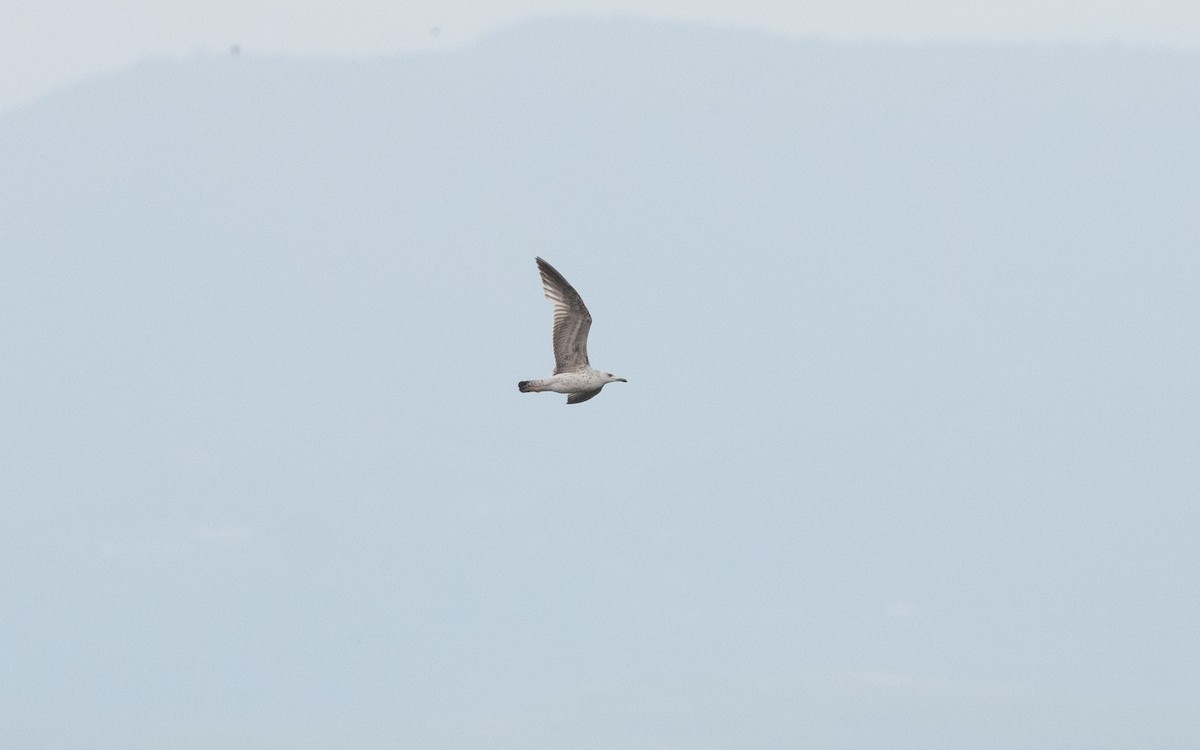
<box><xmin>519</xmin><ymin>257</ymin><xmax>626</xmax><ymax>405</ymax></box>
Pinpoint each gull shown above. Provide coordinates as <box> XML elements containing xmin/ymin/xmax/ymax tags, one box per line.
<box><xmin>518</xmin><ymin>257</ymin><xmax>627</xmax><ymax>404</ymax></box>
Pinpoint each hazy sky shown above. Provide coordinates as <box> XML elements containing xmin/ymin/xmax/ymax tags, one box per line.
<box><xmin>4</xmin><ymin>0</ymin><xmax>1200</xmax><ymax>111</ymax></box>
<box><xmin>4</xmin><ymin>17</ymin><xmax>1199</xmax><ymax>748</ymax></box>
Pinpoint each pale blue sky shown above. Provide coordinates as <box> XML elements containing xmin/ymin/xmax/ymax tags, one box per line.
<box><xmin>3</xmin><ymin>15</ymin><xmax>1199</xmax><ymax>748</ymax></box>
<box><xmin>4</xmin><ymin>0</ymin><xmax>1200</xmax><ymax>110</ymax></box>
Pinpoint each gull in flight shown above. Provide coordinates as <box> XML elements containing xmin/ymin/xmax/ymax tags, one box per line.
<box><xmin>518</xmin><ymin>257</ymin><xmax>627</xmax><ymax>404</ymax></box>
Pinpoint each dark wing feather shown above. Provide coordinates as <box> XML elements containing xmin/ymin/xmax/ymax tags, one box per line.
<box><xmin>567</xmin><ymin>388</ymin><xmax>602</xmax><ymax>404</ymax></box>
<box><xmin>536</xmin><ymin>257</ymin><xmax>592</xmax><ymax>373</ymax></box>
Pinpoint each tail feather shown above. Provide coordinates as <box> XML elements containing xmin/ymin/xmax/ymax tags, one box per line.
<box><xmin>518</xmin><ymin>380</ymin><xmax>534</xmax><ymax>392</ymax></box>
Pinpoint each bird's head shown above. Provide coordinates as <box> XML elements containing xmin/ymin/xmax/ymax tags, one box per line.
<box><xmin>604</xmin><ymin>373</ymin><xmax>628</xmax><ymax>384</ymax></box>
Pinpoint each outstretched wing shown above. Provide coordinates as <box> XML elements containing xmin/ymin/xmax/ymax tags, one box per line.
<box><xmin>536</xmin><ymin>257</ymin><xmax>592</xmax><ymax>373</ymax></box>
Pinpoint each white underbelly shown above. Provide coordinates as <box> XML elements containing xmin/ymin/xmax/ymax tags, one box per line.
<box><xmin>543</xmin><ymin>371</ymin><xmax>603</xmax><ymax>393</ymax></box>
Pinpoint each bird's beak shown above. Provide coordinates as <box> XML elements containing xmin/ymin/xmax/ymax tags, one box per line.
<box><xmin>617</xmin><ymin>378</ymin><xmax>628</xmax><ymax>383</ymax></box>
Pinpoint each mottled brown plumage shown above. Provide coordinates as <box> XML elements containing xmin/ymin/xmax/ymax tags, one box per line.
<box><xmin>537</xmin><ymin>257</ymin><xmax>593</xmax><ymax>374</ymax></box>
<box><xmin>518</xmin><ymin>257</ymin><xmax>627</xmax><ymax>405</ymax></box>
